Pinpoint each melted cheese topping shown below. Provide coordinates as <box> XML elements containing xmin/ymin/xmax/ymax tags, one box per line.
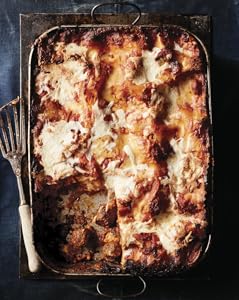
<box><xmin>133</xmin><ymin>48</ymin><xmax>170</xmax><ymax>84</ymax></box>
<box><xmin>120</xmin><ymin>211</ymin><xmax>204</xmax><ymax>254</ymax></box>
<box><xmin>113</xmin><ymin>109</ymin><xmax>126</xmax><ymax>128</ymax></box>
<box><xmin>34</xmin><ymin>120</ymin><xmax>88</xmax><ymax>181</ymax></box>
<box><xmin>106</xmin><ymin>175</ymin><xmax>136</xmax><ymax>199</ymax></box>
<box><xmin>174</xmin><ymin>42</ymin><xmax>194</xmax><ymax>57</ymax></box>
<box><xmin>33</xmin><ymin>27</ymin><xmax>209</xmax><ymax>271</ymax></box>
<box><xmin>168</xmin><ymin>137</ymin><xmax>205</xmax><ymax>195</ymax></box>
<box><xmin>91</xmin><ymin>101</ymin><xmax>116</xmax><ymax>141</ymax></box>
<box><xmin>36</xmin><ymin>60</ymin><xmax>89</xmax><ymax>114</ymax></box>
<box><xmin>55</xmin><ymin>43</ymin><xmax>88</xmax><ymax>59</ymax></box>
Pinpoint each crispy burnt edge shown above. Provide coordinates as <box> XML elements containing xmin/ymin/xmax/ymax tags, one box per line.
<box><xmin>30</xmin><ymin>25</ymin><xmax>211</xmax><ymax>275</ymax></box>
<box><xmin>36</xmin><ymin>26</ymin><xmax>149</xmax><ymax>66</ymax></box>
<box><xmin>36</xmin><ymin>24</ymin><xmax>206</xmax><ymax>64</ymax></box>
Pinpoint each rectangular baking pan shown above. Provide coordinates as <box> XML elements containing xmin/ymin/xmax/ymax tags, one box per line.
<box><xmin>27</xmin><ymin>24</ymin><xmax>213</xmax><ymax>278</ymax></box>
<box><xmin>20</xmin><ymin>8</ymin><xmax>213</xmax><ymax>280</ymax></box>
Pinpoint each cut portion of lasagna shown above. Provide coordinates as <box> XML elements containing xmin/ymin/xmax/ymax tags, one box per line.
<box><xmin>32</xmin><ymin>26</ymin><xmax>209</xmax><ymax>274</ymax></box>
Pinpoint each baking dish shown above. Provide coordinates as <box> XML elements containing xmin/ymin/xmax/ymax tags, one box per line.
<box><xmin>27</xmin><ymin>24</ymin><xmax>213</xmax><ymax>279</ymax></box>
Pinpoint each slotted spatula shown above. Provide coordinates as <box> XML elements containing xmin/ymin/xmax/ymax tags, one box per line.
<box><xmin>0</xmin><ymin>97</ymin><xmax>40</xmax><ymax>272</ymax></box>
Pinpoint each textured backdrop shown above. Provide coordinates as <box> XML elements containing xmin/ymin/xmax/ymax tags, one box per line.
<box><xmin>0</xmin><ymin>1</ymin><xmax>239</xmax><ymax>299</ymax></box>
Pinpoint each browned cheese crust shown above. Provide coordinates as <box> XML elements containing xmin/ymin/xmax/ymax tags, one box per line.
<box><xmin>32</xmin><ymin>26</ymin><xmax>209</xmax><ymax>275</ymax></box>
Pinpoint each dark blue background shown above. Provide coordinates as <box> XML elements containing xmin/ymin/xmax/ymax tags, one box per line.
<box><xmin>1</xmin><ymin>1</ymin><xmax>239</xmax><ymax>299</ymax></box>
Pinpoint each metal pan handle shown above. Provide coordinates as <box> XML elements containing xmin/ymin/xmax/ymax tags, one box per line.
<box><xmin>96</xmin><ymin>276</ymin><xmax>146</xmax><ymax>298</ymax></box>
<box><xmin>91</xmin><ymin>2</ymin><xmax>141</xmax><ymax>25</ymax></box>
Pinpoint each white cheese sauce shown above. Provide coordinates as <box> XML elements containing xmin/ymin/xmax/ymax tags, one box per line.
<box><xmin>34</xmin><ymin>120</ymin><xmax>88</xmax><ymax>181</ymax></box>
<box><xmin>133</xmin><ymin>47</ymin><xmax>170</xmax><ymax>84</ymax></box>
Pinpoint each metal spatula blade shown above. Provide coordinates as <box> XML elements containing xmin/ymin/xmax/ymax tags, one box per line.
<box><xmin>0</xmin><ymin>97</ymin><xmax>41</xmax><ymax>273</ymax></box>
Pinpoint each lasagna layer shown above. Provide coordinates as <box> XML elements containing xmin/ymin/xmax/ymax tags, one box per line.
<box><xmin>32</xmin><ymin>26</ymin><xmax>209</xmax><ymax>275</ymax></box>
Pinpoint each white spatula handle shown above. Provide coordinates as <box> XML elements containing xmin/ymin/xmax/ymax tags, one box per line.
<box><xmin>19</xmin><ymin>204</ymin><xmax>41</xmax><ymax>273</ymax></box>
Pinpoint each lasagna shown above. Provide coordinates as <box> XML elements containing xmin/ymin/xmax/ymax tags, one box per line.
<box><xmin>31</xmin><ymin>26</ymin><xmax>209</xmax><ymax>275</ymax></box>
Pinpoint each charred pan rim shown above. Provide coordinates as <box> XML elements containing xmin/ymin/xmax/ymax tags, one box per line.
<box><xmin>28</xmin><ymin>24</ymin><xmax>213</xmax><ymax>277</ymax></box>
